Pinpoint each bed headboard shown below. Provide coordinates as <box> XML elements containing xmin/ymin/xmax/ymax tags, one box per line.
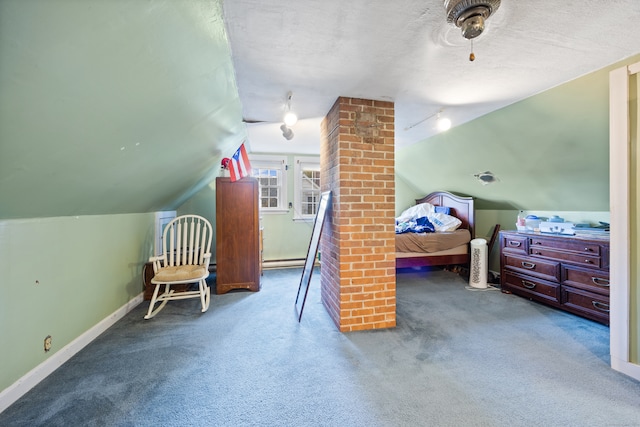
<box><xmin>415</xmin><ymin>191</ymin><xmax>475</xmax><ymax>238</ymax></box>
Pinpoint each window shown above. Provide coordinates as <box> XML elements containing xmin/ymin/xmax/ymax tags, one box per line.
<box><xmin>250</xmin><ymin>155</ymin><xmax>288</xmax><ymax>213</ymax></box>
<box><xmin>294</xmin><ymin>157</ymin><xmax>321</xmax><ymax>220</ymax></box>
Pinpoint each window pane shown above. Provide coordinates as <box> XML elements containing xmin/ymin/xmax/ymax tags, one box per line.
<box><xmin>252</xmin><ymin>164</ymin><xmax>283</xmax><ymax>210</ymax></box>
<box><xmin>298</xmin><ymin>165</ymin><xmax>320</xmax><ymax>217</ymax></box>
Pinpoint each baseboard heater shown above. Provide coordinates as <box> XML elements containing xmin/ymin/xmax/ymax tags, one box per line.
<box><xmin>262</xmin><ymin>258</ymin><xmax>310</xmax><ymax>269</ymax></box>
<box><xmin>208</xmin><ymin>258</ymin><xmax>314</xmax><ymax>272</ymax></box>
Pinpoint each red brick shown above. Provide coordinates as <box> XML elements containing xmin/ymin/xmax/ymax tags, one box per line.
<box><xmin>320</xmin><ymin>96</ymin><xmax>396</xmax><ymax>332</ymax></box>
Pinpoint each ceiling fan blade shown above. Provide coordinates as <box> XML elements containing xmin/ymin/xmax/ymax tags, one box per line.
<box><xmin>242</xmin><ymin>118</ymin><xmax>271</xmax><ymax>124</ymax></box>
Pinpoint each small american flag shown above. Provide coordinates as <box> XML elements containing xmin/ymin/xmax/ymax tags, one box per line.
<box><xmin>228</xmin><ymin>142</ymin><xmax>252</xmax><ymax>182</ymax></box>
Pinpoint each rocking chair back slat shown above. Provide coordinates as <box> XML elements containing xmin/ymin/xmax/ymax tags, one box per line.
<box><xmin>188</xmin><ymin>219</ymin><xmax>195</xmax><ymax>265</ymax></box>
<box><xmin>193</xmin><ymin>220</ymin><xmax>200</xmax><ymax>265</ymax></box>
<box><xmin>200</xmin><ymin>226</ymin><xmax>206</xmax><ymax>264</ymax></box>
<box><xmin>175</xmin><ymin>222</ymin><xmax>180</xmax><ymax>266</ymax></box>
<box><xmin>180</xmin><ymin>220</ymin><xmax>186</xmax><ymax>265</ymax></box>
<box><xmin>168</xmin><ymin>223</ymin><xmax>175</xmax><ymax>267</ymax></box>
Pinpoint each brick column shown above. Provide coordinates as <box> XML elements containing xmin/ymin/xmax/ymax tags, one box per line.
<box><xmin>319</xmin><ymin>97</ymin><xmax>396</xmax><ymax>332</ymax></box>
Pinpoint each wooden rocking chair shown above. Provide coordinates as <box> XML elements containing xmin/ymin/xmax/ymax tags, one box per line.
<box><xmin>144</xmin><ymin>215</ymin><xmax>212</xmax><ymax>319</ymax></box>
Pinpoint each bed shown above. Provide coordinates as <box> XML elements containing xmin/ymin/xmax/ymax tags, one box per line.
<box><xmin>395</xmin><ymin>191</ymin><xmax>475</xmax><ymax>269</ymax></box>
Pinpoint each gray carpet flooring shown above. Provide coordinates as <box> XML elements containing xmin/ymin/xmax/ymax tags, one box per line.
<box><xmin>2</xmin><ymin>267</ymin><xmax>640</xmax><ymax>427</ymax></box>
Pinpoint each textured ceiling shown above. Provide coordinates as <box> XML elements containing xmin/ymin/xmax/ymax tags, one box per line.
<box><xmin>223</xmin><ymin>0</ymin><xmax>640</xmax><ymax>152</ymax></box>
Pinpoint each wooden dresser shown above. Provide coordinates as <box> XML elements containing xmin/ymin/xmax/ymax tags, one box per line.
<box><xmin>215</xmin><ymin>177</ymin><xmax>261</xmax><ymax>294</ymax></box>
<box><xmin>500</xmin><ymin>231</ymin><xmax>610</xmax><ymax>325</ymax></box>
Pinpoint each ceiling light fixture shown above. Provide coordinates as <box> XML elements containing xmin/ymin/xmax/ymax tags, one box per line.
<box><xmin>404</xmin><ymin>109</ymin><xmax>452</xmax><ymax>133</ymax></box>
<box><xmin>436</xmin><ymin>113</ymin><xmax>452</xmax><ymax>132</ymax></box>
<box><xmin>444</xmin><ymin>0</ymin><xmax>501</xmax><ymax>61</ymax></box>
<box><xmin>283</xmin><ymin>91</ymin><xmax>298</xmax><ymax>127</ymax></box>
<box><xmin>280</xmin><ymin>123</ymin><xmax>294</xmax><ymax>140</ymax></box>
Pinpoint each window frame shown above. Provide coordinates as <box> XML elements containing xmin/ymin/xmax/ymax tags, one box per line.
<box><xmin>250</xmin><ymin>154</ymin><xmax>288</xmax><ymax>214</ymax></box>
<box><xmin>293</xmin><ymin>156</ymin><xmax>321</xmax><ymax>221</ymax></box>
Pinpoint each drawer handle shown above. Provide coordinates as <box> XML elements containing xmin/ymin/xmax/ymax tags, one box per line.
<box><xmin>508</xmin><ymin>241</ymin><xmax>521</xmax><ymax>247</ymax></box>
<box><xmin>521</xmin><ymin>280</ymin><xmax>536</xmax><ymax>289</ymax></box>
<box><xmin>592</xmin><ymin>301</ymin><xmax>610</xmax><ymax>313</ymax></box>
<box><xmin>591</xmin><ymin>277</ymin><xmax>610</xmax><ymax>287</ymax></box>
<box><xmin>585</xmin><ymin>247</ymin><xmax>593</xmax><ymax>252</ymax></box>
<box><xmin>584</xmin><ymin>259</ymin><xmax>593</xmax><ymax>264</ymax></box>
<box><xmin>521</xmin><ymin>261</ymin><xmax>536</xmax><ymax>269</ymax></box>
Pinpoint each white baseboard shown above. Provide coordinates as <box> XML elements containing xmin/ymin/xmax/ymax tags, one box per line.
<box><xmin>0</xmin><ymin>294</ymin><xmax>144</xmax><ymax>414</ymax></box>
<box><xmin>611</xmin><ymin>356</ymin><xmax>640</xmax><ymax>382</ymax></box>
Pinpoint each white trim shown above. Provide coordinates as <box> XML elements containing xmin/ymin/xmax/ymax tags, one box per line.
<box><xmin>154</xmin><ymin>211</ymin><xmax>176</xmax><ymax>256</ymax></box>
<box><xmin>609</xmin><ymin>65</ymin><xmax>630</xmax><ymax>368</ymax></box>
<box><xmin>0</xmin><ymin>294</ymin><xmax>144</xmax><ymax>413</ymax></box>
<box><xmin>250</xmin><ymin>154</ymin><xmax>288</xmax><ymax>212</ymax></box>
<box><xmin>612</xmin><ymin>356</ymin><xmax>640</xmax><ymax>380</ymax></box>
<box><xmin>609</xmin><ymin>62</ymin><xmax>640</xmax><ymax>382</ymax></box>
<box><xmin>293</xmin><ymin>156</ymin><xmax>321</xmax><ymax>220</ymax></box>
<box><xmin>250</xmin><ymin>154</ymin><xmax>287</xmax><ymax>164</ymax></box>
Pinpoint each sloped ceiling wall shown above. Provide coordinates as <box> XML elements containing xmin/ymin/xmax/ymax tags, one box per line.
<box><xmin>396</xmin><ymin>54</ymin><xmax>640</xmax><ymax>211</ymax></box>
<box><xmin>0</xmin><ymin>0</ymin><xmax>245</xmax><ymax>220</ymax></box>
<box><xmin>1</xmin><ymin>0</ymin><xmax>637</xmax><ymax>221</ymax></box>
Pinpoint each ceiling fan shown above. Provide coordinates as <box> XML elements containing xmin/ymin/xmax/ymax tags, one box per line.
<box><xmin>443</xmin><ymin>0</ymin><xmax>501</xmax><ymax>60</ymax></box>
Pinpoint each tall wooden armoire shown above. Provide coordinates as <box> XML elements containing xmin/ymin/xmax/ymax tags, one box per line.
<box><xmin>215</xmin><ymin>177</ymin><xmax>261</xmax><ymax>294</ymax></box>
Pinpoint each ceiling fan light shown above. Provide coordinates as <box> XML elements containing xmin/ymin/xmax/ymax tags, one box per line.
<box><xmin>283</xmin><ymin>111</ymin><xmax>298</xmax><ymax>127</ymax></box>
<box><xmin>461</xmin><ymin>14</ymin><xmax>485</xmax><ymax>39</ymax></box>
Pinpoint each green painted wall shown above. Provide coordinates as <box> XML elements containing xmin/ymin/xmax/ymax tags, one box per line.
<box><xmin>0</xmin><ymin>213</ymin><xmax>154</xmax><ymax>392</ymax></box>
<box><xmin>0</xmin><ymin>0</ymin><xmax>245</xmax><ymax>220</ymax></box>
<box><xmin>395</xmin><ymin>54</ymin><xmax>640</xmax><ymax>266</ymax></box>
<box><xmin>396</xmin><ymin>66</ymin><xmax>613</xmax><ymax>212</ymax></box>
<box><xmin>179</xmin><ymin>154</ymin><xmax>316</xmax><ymax>263</ymax></box>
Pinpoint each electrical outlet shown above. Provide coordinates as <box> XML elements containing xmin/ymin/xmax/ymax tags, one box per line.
<box><xmin>44</xmin><ymin>335</ymin><xmax>52</xmax><ymax>352</ymax></box>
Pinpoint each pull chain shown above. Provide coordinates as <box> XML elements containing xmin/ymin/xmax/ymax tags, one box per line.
<box><xmin>469</xmin><ymin>39</ymin><xmax>475</xmax><ymax>62</ymax></box>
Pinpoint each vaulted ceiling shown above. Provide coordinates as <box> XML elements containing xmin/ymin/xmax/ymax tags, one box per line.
<box><xmin>225</xmin><ymin>0</ymin><xmax>640</xmax><ymax>152</ymax></box>
<box><xmin>1</xmin><ymin>0</ymin><xmax>639</xmax><ymax>219</ymax></box>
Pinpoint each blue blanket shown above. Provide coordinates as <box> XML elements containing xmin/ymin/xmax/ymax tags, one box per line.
<box><xmin>395</xmin><ymin>216</ymin><xmax>435</xmax><ymax>234</ymax></box>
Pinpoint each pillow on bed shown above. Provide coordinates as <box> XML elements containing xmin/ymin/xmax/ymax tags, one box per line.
<box><xmin>396</xmin><ymin>202</ymin><xmax>434</xmax><ymax>223</ymax></box>
<box><xmin>434</xmin><ymin>206</ymin><xmax>451</xmax><ymax>215</ymax></box>
<box><xmin>427</xmin><ymin>212</ymin><xmax>462</xmax><ymax>232</ymax></box>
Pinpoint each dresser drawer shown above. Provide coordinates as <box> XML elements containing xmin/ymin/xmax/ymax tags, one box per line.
<box><xmin>503</xmin><ymin>271</ymin><xmax>560</xmax><ymax>304</ymax></box>
<box><xmin>562</xmin><ymin>266</ymin><xmax>609</xmax><ymax>296</ymax></box>
<box><xmin>503</xmin><ymin>253</ymin><xmax>560</xmax><ymax>282</ymax></box>
<box><xmin>501</xmin><ymin>234</ymin><xmax>528</xmax><ymax>255</ymax></box>
<box><xmin>561</xmin><ymin>286</ymin><xmax>610</xmax><ymax>325</ymax></box>
<box><xmin>529</xmin><ymin>247</ymin><xmax>601</xmax><ymax>268</ymax></box>
<box><xmin>530</xmin><ymin>236</ymin><xmax>601</xmax><ymax>255</ymax></box>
